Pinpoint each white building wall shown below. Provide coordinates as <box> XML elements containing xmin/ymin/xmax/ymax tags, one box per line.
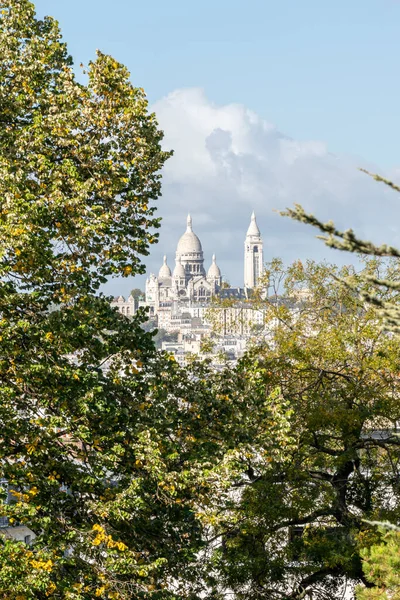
<box><xmin>244</xmin><ymin>213</ymin><xmax>264</xmax><ymax>289</ymax></box>
<box><xmin>110</xmin><ymin>295</ymin><xmax>136</xmax><ymax>317</ymax></box>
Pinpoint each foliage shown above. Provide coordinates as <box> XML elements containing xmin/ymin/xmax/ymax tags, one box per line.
<box><xmin>204</xmin><ymin>259</ymin><xmax>400</xmax><ymax>600</ymax></box>
<box><xmin>129</xmin><ymin>288</ymin><xmax>144</xmax><ymax>308</ymax></box>
<box><xmin>281</xmin><ymin>171</ymin><xmax>400</xmax><ymax>334</ymax></box>
<box><xmin>282</xmin><ymin>173</ymin><xmax>400</xmax><ymax>597</ymax></box>
<box><xmin>6</xmin><ymin>2</ymin><xmax>400</xmax><ymax>599</ymax></box>
<box><xmin>0</xmin><ymin>4</ymin><xmax>293</xmax><ymax>599</ymax></box>
<box><xmin>0</xmin><ymin>0</ymin><xmax>230</xmax><ymax>597</ymax></box>
<box><xmin>356</xmin><ymin>528</ymin><xmax>400</xmax><ymax>599</ymax></box>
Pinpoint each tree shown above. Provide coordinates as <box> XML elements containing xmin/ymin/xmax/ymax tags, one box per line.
<box><xmin>281</xmin><ymin>172</ymin><xmax>400</xmax><ymax>335</ymax></box>
<box><xmin>0</xmin><ymin>5</ymin><xmax>293</xmax><ymax>599</ymax></box>
<box><xmin>356</xmin><ymin>528</ymin><xmax>400</xmax><ymax>600</ymax></box>
<box><xmin>129</xmin><ymin>288</ymin><xmax>144</xmax><ymax>309</ymax></box>
<box><xmin>0</xmin><ymin>1</ymin><xmax>224</xmax><ymax>597</ymax></box>
<box><xmin>204</xmin><ymin>259</ymin><xmax>400</xmax><ymax>600</ymax></box>
<box><xmin>282</xmin><ymin>173</ymin><xmax>400</xmax><ymax>598</ymax></box>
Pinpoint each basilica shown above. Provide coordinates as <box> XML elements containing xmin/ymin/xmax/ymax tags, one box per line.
<box><xmin>145</xmin><ymin>212</ymin><xmax>263</xmax><ymax>312</ymax></box>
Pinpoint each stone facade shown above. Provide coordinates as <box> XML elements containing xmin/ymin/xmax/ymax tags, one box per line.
<box><xmin>145</xmin><ymin>214</ymin><xmax>223</xmax><ymax>312</ymax></box>
<box><xmin>111</xmin><ymin>295</ymin><xmax>136</xmax><ymax>317</ymax></box>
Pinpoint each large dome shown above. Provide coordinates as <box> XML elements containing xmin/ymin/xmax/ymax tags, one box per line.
<box><xmin>176</xmin><ymin>214</ymin><xmax>203</xmax><ymax>255</ymax></box>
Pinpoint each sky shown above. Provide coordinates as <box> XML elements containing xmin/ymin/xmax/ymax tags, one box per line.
<box><xmin>33</xmin><ymin>0</ymin><xmax>400</xmax><ymax>294</ymax></box>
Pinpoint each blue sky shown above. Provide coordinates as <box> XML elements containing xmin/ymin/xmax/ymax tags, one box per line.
<box><xmin>32</xmin><ymin>0</ymin><xmax>400</xmax><ymax>292</ymax></box>
<box><xmin>34</xmin><ymin>0</ymin><xmax>400</xmax><ymax>167</ymax></box>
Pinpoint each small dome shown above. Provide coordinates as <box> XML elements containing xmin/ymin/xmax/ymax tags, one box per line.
<box><xmin>207</xmin><ymin>254</ymin><xmax>221</xmax><ymax>279</ymax></box>
<box><xmin>173</xmin><ymin>256</ymin><xmax>185</xmax><ymax>278</ymax></box>
<box><xmin>246</xmin><ymin>211</ymin><xmax>261</xmax><ymax>237</ymax></box>
<box><xmin>158</xmin><ymin>255</ymin><xmax>171</xmax><ymax>278</ymax></box>
<box><xmin>176</xmin><ymin>214</ymin><xmax>203</xmax><ymax>255</ymax></box>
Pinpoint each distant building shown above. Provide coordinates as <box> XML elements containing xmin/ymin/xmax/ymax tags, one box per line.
<box><xmin>145</xmin><ymin>214</ymin><xmax>223</xmax><ymax>312</ymax></box>
<box><xmin>205</xmin><ymin>304</ymin><xmax>266</xmax><ymax>336</ymax></box>
<box><xmin>110</xmin><ymin>213</ymin><xmax>267</xmax><ymax>363</ymax></box>
<box><xmin>145</xmin><ymin>212</ymin><xmax>263</xmax><ymax>312</ymax></box>
<box><xmin>244</xmin><ymin>211</ymin><xmax>264</xmax><ymax>289</ymax></box>
<box><xmin>111</xmin><ymin>294</ymin><xmax>136</xmax><ymax>317</ymax></box>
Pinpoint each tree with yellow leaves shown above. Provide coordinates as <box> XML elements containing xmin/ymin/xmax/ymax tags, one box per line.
<box><xmin>0</xmin><ymin>3</ymin><xmax>293</xmax><ymax>598</ymax></box>
<box><xmin>0</xmin><ymin>1</ymin><xmax>220</xmax><ymax>597</ymax></box>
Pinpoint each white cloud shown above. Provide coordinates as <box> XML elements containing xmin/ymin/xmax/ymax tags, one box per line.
<box><xmin>108</xmin><ymin>88</ymin><xmax>400</xmax><ymax>295</ymax></box>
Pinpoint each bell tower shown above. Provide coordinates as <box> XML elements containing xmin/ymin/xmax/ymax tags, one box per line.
<box><xmin>244</xmin><ymin>211</ymin><xmax>263</xmax><ymax>289</ymax></box>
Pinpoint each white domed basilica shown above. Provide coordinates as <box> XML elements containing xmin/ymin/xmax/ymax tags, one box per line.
<box><xmin>145</xmin><ymin>212</ymin><xmax>263</xmax><ymax>313</ymax></box>
<box><xmin>146</xmin><ymin>214</ymin><xmax>223</xmax><ymax>311</ymax></box>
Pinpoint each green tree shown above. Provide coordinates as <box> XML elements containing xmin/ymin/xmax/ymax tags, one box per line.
<box><xmin>205</xmin><ymin>259</ymin><xmax>400</xmax><ymax>600</ymax></box>
<box><xmin>281</xmin><ymin>172</ymin><xmax>400</xmax><ymax>334</ymax></box>
<box><xmin>129</xmin><ymin>288</ymin><xmax>144</xmax><ymax>309</ymax></box>
<box><xmin>356</xmin><ymin>528</ymin><xmax>400</xmax><ymax>600</ymax></box>
<box><xmin>282</xmin><ymin>173</ymin><xmax>400</xmax><ymax>598</ymax></box>
<box><xmin>0</xmin><ymin>4</ymin><xmax>292</xmax><ymax>599</ymax></box>
<box><xmin>0</xmin><ymin>1</ymin><xmax>224</xmax><ymax>597</ymax></box>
